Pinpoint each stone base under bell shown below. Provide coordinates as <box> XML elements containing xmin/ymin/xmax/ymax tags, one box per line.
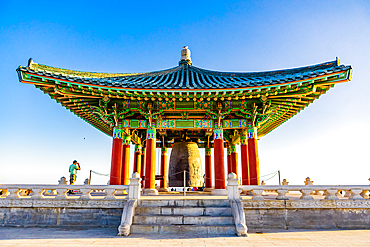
<box><xmin>158</xmin><ymin>187</ymin><xmax>169</xmax><ymax>192</ymax></box>
<box><xmin>203</xmin><ymin>187</ymin><xmax>214</xmax><ymax>192</ymax></box>
<box><xmin>142</xmin><ymin>188</ymin><xmax>158</xmax><ymax>195</ymax></box>
<box><xmin>211</xmin><ymin>189</ymin><xmax>227</xmax><ymax>196</ymax></box>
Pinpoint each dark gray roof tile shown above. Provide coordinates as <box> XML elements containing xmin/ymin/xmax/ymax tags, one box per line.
<box><xmin>19</xmin><ymin>59</ymin><xmax>351</xmax><ymax>90</ymax></box>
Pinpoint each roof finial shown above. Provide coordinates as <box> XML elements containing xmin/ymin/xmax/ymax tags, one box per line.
<box><xmin>28</xmin><ymin>58</ymin><xmax>35</xmax><ymax>68</ymax></box>
<box><xmin>179</xmin><ymin>46</ymin><xmax>192</xmax><ymax>65</ymax></box>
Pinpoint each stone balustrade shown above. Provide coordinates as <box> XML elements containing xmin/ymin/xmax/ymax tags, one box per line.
<box><xmin>236</xmin><ymin>185</ymin><xmax>370</xmax><ymax>200</ymax></box>
<box><xmin>0</xmin><ymin>184</ymin><xmax>129</xmax><ymax>200</ymax></box>
<box><xmin>0</xmin><ymin>172</ymin><xmax>141</xmax><ymax>201</ymax></box>
<box><xmin>226</xmin><ymin>173</ymin><xmax>370</xmax><ymax>201</ymax></box>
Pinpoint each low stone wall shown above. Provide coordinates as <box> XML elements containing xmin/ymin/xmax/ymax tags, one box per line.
<box><xmin>0</xmin><ymin>199</ymin><xmax>124</xmax><ymax>228</ymax></box>
<box><xmin>243</xmin><ymin>200</ymin><xmax>370</xmax><ymax>230</ymax></box>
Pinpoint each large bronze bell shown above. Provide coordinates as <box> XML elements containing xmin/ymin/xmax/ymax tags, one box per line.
<box><xmin>169</xmin><ymin>141</ymin><xmax>203</xmax><ymax>187</ymax></box>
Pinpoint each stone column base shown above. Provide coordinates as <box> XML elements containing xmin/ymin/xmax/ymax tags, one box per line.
<box><xmin>203</xmin><ymin>188</ymin><xmax>214</xmax><ymax>192</ymax></box>
<box><xmin>211</xmin><ymin>189</ymin><xmax>227</xmax><ymax>196</ymax></box>
<box><xmin>158</xmin><ymin>188</ymin><xmax>169</xmax><ymax>192</ymax></box>
<box><xmin>142</xmin><ymin>188</ymin><xmax>158</xmax><ymax>195</ymax></box>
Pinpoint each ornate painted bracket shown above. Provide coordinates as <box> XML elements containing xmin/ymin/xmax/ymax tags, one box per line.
<box><xmin>236</xmin><ymin>101</ymin><xmax>272</xmax><ymax>127</ymax></box>
<box><xmin>92</xmin><ymin>102</ymin><xmax>134</xmax><ymax>127</ymax></box>
<box><xmin>91</xmin><ymin>105</ymin><xmax>115</xmax><ymax>127</ymax></box>
<box><xmin>138</xmin><ymin>107</ymin><xmax>164</xmax><ymax>128</ymax></box>
<box><xmin>206</xmin><ymin>108</ymin><xmax>231</xmax><ymax>128</ymax></box>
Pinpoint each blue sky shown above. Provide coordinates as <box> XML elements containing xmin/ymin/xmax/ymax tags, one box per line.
<box><xmin>0</xmin><ymin>0</ymin><xmax>369</xmax><ymax>185</ymax></box>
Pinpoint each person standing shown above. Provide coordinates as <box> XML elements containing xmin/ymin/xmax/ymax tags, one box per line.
<box><xmin>69</xmin><ymin>160</ymin><xmax>81</xmax><ymax>185</ymax></box>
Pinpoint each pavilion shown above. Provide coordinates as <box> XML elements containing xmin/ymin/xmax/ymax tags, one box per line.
<box><xmin>16</xmin><ymin>47</ymin><xmax>352</xmax><ymax>195</ymax></box>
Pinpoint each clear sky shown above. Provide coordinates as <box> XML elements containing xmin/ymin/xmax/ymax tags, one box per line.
<box><xmin>0</xmin><ymin>0</ymin><xmax>369</xmax><ymax>185</ymax></box>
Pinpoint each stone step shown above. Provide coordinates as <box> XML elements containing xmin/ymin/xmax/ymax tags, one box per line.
<box><xmin>133</xmin><ymin>215</ymin><xmax>234</xmax><ymax>226</ymax></box>
<box><xmin>130</xmin><ymin>224</ymin><xmax>236</xmax><ymax>235</ymax></box>
<box><xmin>135</xmin><ymin>206</ymin><xmax>232</xmax><ymax>216</ymax></box>
<box><xmin>138</xmin><ymin>199</ymin><xmax>230</xmax><ymax>207</ymax></box>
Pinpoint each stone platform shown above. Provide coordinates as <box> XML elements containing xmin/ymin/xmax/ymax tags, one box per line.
<box><xmin>1</xmin><ymin>183</ymin><xmax>370</xmax><ymax>234</ymax></box>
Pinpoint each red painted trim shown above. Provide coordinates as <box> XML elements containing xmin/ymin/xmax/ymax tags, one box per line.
<box><xmin>160</xmin><ymin>151</ymin><xmax>168</xmax><ymax>188</ymax></box>
<box><xmin>144</xmin><ymin>139</ymin><xmax>156</xmax><ymax>189</ymax></box>
<box><xmin>140</xmin><ymin>152</ymin><xmax>145</xmax><ymax>188</ymax></box>
<box><xmin>121</xmin><ymin>144</ymin><xmax>130</xmax><ymax>185</ymax></box>
<box><xmin>214</xmin><ymin>139</ymin><xmax>226</xmax><ymax>190</ymax></box>
<box><xmin>110</xmin><ymin>138</ymin><xmax>123</xmax><ymax>185</ymax></box>
<box><xmin>205</xmin><ymin>152</ymin><xmax>212</xmax><ymax>188</ymax></box>
<box><xmin>133</xmin><ymin>151</ymin><xmax>142</xmax><ymax>175</ymax></box>
<box><xmin>240</xmin><ymin>143</ymin><xmax>250</xmax><ymax>185</ymax></box>
<box><xmin>248</xmin><ymin>138</ymin><xmax>260</xmax><ymax>185</ymax></box>
<box><xmin>231</xmin><ymin>151</ymin><xmax>238</xmax><ymax>178</ymax></box>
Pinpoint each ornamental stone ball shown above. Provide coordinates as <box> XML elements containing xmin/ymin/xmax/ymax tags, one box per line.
<box><xmin>282</xmin><ymin>179</ymin><xmax>289</xmax><ymax>185</ymax></box>
<box><xmin>304</xmin><ymin>177</ymin><xmax>314</xmax><ymax>185</ymax></box>
<box><xmin>228</xmin><ymin>172</ymin><xmax>237</xmax><ymax>179</ymax></box>
<box><xmin>58</xmin><ymin>177</ymin><xmax>67</xmax><ymax>185</ymax></box>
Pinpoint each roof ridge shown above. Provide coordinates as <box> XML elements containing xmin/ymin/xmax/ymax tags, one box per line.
<box><xmin>24</xmin><ymin>58</ymin><xmax>182</xmax><ymax>79</ymax></box>
<box><xmin>188</xmin><ymin>59</ymin><xmax>339</xmax><ymax>77</ymax></box>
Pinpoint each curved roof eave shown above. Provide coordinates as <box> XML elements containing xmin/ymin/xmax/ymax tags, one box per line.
<box><xmin>17</xmin><ymin>58</ymin><xmax>351</xmax><ymax>91</ymax></box>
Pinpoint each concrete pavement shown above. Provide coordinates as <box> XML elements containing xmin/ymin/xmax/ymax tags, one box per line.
<box><xmin>1</xmin><ymin>227</ymin><xmax>370</xmax><ymax>246</ymax></box>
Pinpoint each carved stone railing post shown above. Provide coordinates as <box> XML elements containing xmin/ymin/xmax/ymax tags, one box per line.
<box><xmin>6</xmin><ymin>187</ymin><xmax>20</xmax><ymax>199</ymax></box>
<box><xmin>79</xmin><ymin>188</ymin><xmax>92</xmax><ymax>200</ymax></box>
<box><xmin>251</xmin><ymin>189</ymin><xmax>264</xmax><ymax>200</ymax></box>
<box><xmin>324</xmin><ymin>189</ymin><xmax>339</xmax><ymax>200</ymax></box>
<box><xmin>349</xmin><ymin>188</ymin><xmax>364</xmax><ymax>200</ymax></box>
<box><xmin>276</xmin><ymin>189</ymin><xmax>288</xmax><ymax>200</ymax></box>
<box><xmin>227</xmin><ymin>173</ymin><xmax>240</xmax><ymax>200</ymax></box>
<box><xmin>300</xmin><ymin>189</ymin><xmax>314</xmax><ymax>200</ymax></box>
<box><xmin>31</xmin><ymin>188</ymin><xmax>45</xmax><ymax>199</ymax></box>
<box><xmin>128</xmin><ymin>172</ymin><xmax>141</xmax><ymax>200</ymax></box>
<box><xmin>55</xmin><ymin>188</ymin><xmax>68</xmax><ymax>199</ymax></box>
<box><xmin>104</xmin><ymin>188</ymin><xmax>116</xmax><ymax>200</ymax></box>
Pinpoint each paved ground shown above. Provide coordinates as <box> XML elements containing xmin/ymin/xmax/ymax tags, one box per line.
<box><xmin>1</xmin><ymin>228</ymin><xmax>370</xmax><ymax>246</ymax></box>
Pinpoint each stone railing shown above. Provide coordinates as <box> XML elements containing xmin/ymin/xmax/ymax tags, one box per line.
<box><xmin>0</xmin><ymin>173</ymin><xmax>141</xmax><ymax>201</ymax></box>
<box><xmin>238</xmin><ymin>185</ymin><xmax>369</xmax><ymax>200</ymax></box>
<box><xmin>226</xmin><ymin>173</ymin><xmax>370</xmax><ymax>201</ymax></box>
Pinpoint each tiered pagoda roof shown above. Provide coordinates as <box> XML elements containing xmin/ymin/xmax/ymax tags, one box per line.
<box><xmin>16</xmin><ymin>48</ymin><xmax>352</xmax><ymax>147</ymax></box>
<box><xmin>19</xmin><ymin>57</ymin><xmax>349</xmax><ymax>90</ymax></box>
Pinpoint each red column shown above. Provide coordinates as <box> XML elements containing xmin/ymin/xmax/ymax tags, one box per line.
<box><xmin>144</xmin><ymin>127</ymin><xmax>157</xmax><ymax>194</ymax></box>
<box><xmin>214</xmin><ymin>128</ymin><xmax>226</xmax><ymax>190</ymax></box>
<box><xmin>240</xmin><ymin>134</ymin><xmax>250</xmax><ymax>185</ymax></box>
<box><xmin>159</xmin><ymin>147</ymin><xmax>168</xmax><ymax>191</ymax></box>
<box><xmin>140</xmin><ymin>150</ymin><xmax>145</xmax><ymax>188</ymax></box>
<box><xmin>230</xmin><ymin>144</ymin><xmax>239</xmax><ymax>177</ymax></box>
<box><xmin>121</xmin><ymin>136</ymin><xmax>131</xmax><ymax>185</ymax></box>
<box><xmin>133</xmin><ymin>145</ymin><xmax>142</xmax><ymax>174</ymax></box>
<box><xmin>204</xmin><ymin>148</ymin><xmax>212</xmax><ymax>189</ymax></box>
<box><xmin>110</xmin><ymin>124</ymin><xmax>123</xmax><ymax>185</ymax></box>
<box><xmin>248</xmin><ymin>125</ymin><xmax>260</xmax><ymax>185</ymax></box>
<box><xmin>227</xmin><ymin>147</ymin><xmax>232</xmax><ymax>175</ymax></box>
